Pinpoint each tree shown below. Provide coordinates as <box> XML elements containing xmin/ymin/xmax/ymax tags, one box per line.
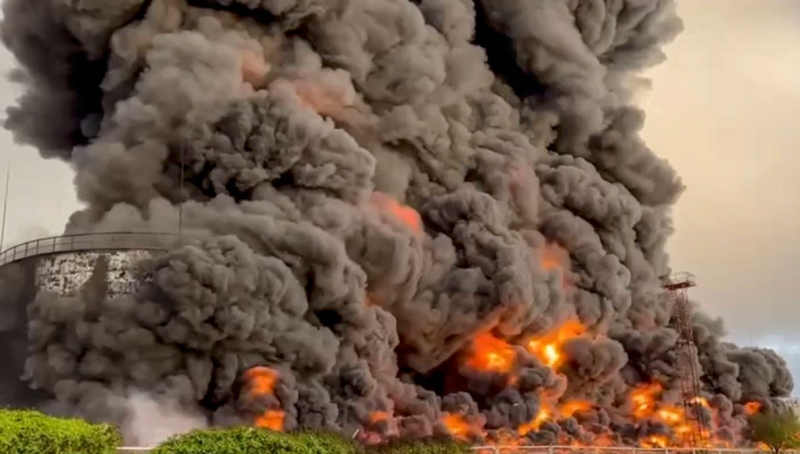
<box><xmin>751</xmin><ymin>410</ymin><xmax>800</xmax><ymax>454</ymax></box>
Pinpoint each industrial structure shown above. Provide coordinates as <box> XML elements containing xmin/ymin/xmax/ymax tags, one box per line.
<box><xmin>662</xmin><ymin>272</ymin><xmax>707</xmax><ymax>448</ymax></box>
<box><xmin>0</xmin><ymin>232</ymin><xmax>177</xmax><ymax>406</ymax></box>
<box><xmin>0</xmin><ymin>234</ymin><xmax>717</xmax><ymax>451</ymax></box>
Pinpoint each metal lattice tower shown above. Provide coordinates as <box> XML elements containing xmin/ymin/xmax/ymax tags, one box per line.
<box><xmin>661</xmin><ymin>272</ymin><xmax>707</xmax><ymax>448</ymax></box>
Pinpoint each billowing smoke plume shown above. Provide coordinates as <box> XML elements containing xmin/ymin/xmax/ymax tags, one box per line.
<box><xmin>1</xmin><ymin>0</ymin><xmax>793</xmax><ymax>447</ymax></box>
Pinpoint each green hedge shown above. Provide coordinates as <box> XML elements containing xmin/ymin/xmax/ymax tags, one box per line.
<box><xmin>0</xmin><ymin>409</ymin><xmax>121</xmax><ymax>454</ymax></box>
<box><xmin>295</xmin><ymin>430</ymin><xmax>361</xmax><ymax>454</ymax></box>
<box><xmin>152</xmin><ymin>427</ymin><xmax>360</xmax><ymax>454</ymax></box>
<box><xmin>366</xmin><ymin>439</ymin><xmax>472</xmax><ymax>454</ymax></box>
<box><xmin>152</xmin><ymin>427</ymin><xmax>468</xmax><ymax>454</ymax></box>
<box><xmin>0</xmin><ymin>409</ymin><xmax>475</xmax><ymax>454</ymax></box>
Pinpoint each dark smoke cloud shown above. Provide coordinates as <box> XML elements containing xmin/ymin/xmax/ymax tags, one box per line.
<box><xmin>0</xmin><ymin>0</ymin><xmax>792</xmax><ymax>447</ymax></box>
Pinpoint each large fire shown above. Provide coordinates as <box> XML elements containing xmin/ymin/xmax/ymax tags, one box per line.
<box><xmin>255</xmin><ymin>410</ymin><xmax>285</xmax><ymax>432</ymax></box>
<box><xmin>239</xmin><ymin>324</ymin><xmax>769</xmax><ymax>448</ymax></box>
<box><xmin>525</xmin><ymin>319</ymin><xmax>586</xmax><ymax>369</ymax></box>
<box><xmin>244</xmin><ymin>367</ymin><xmax>285</xmax><ymax>432</ymax></box>
<box><xmin>465</xmin><ymin>332</ymin><xmax>517</xmax><ymax>374</ymax></box>
<box><xmin>451</xmin><ymin>318</ymin><xmax>764</xmax><ymax>449</ymax></box>
<box><xmin>560</xmin><ymin>400</ymin><xmax>592</xmax><ymax>418</ymax></box>
<box><xmin>443</xmin><ymin>413</ymin><xmax>483</xmax><ymax>441</ymax></box>
<box><xmin>518</xmin><ymin>406</ymin><xmax>552</xmax><ymax>436</ymax></box>
<box><xmin>244</xmin><ymin>366</ymin><xmax>278</xmax><ymax>396</ymax></box>
<box><xmin>630</xmin><ymin>382</ymin><xmax>663</xmax><ymax>419</ymax></box>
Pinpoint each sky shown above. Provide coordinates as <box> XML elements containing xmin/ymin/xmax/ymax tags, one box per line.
<box><xmin>641</xmin><ymin>0</ymin><xmax>800</xmax><ymax>390</ymax></box>
<box><xmin>0</xmin><ymin>1</ymin><xmax>798</xmax><ymax>393</ymax></box>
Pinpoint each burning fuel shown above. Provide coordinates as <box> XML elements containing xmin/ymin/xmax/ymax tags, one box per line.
<box><xmin>0</xmin><ymin>0</ymin><xmax>793</xmax><ymax>449</ymax></box>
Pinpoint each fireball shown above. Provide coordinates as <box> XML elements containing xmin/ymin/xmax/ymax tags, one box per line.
<box><xmin>525</xmin><ymin>319</ymin><xmax>586</xmax><ymax>369</ymax></box>
<box><xmin>466</xmin><ymin>332</ymin><xmax>517</xmax><ymax>374</ymax></box>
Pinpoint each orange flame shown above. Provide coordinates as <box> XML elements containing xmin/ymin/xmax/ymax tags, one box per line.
<box><xmin>641</xmin><ymin>434</ymin><xmax>670</xmax><ymax>448</ymax></box>
<box><xmin>370</xmin><ymin>411</ymin><xmax>390</xmax><ymax>424</ymax></box>
<box><xmin>593</xmin><ymin>433</ymin><xmax>617</xmax><ymax>447</ymax></box>
<box><xmin>525</xmin><ymin>319</ymin><xmax>585</xmax><ymax>369</ymax></box>
<box><xmin>657</xmin><ymin>406</ymin><xmax>684</xmax><ymax>424</ymax></box>
<box><xmin>255</xmin><ymin>409</ymin><xmax>285</xmax><ymax>431</ymax></box>
<box><xmin>245</xmin><ymin>366</ymin><xmax>279</xmax><ymax>397</ymax></box>
<box><xmin>370</xmin><ymin>192</ymin><xmax>423</xmax><ymax>235</ymax></box>
<box><xmin>466</xmin><ymin>332</ymin><xmax>517</xmax><ymax>374</ymax></box>
<box><xmin>744</xmin><ymin>401</ymin><xmax>762</xmax><ymax>416</ymax></box>
<box><xmin>560</xmin><ymin>400</ymin><xmax>593</xmax><ymax>418</ymax></box>
<box><xmin>442</xmin><ymin>413</ymin><xmax>479</xmax><ymax>441</ymax></box>
<box><xmin>691</xmin><ymin>396</ymin><xmax>711</xmax><ymax>408</ymax></box>
<box><xmin>541</xmin><ymin>243</ymin><xmax>568</xmax><ymax>271</ymax></box>
<box><xmin>630</xmin><ymin>383</ymin><xmax>662</xmax><ymax>419</ymax></box>
<box><xmin>518</xmin><ymin>406</ymin><xmax>551</xmax><ymax>436</ymax></box>
<box><xmin>244</xmin><ymin>367</ymin><xmax>284</xmax><ymax>432</ymax></box>
<box><xmin>627</xmin><ymin>383</ymin><xmax>725</xmax><ymax>448</ymax></box>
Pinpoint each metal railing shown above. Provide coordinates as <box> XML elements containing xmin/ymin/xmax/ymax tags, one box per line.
<box><xmin>113</xmin><ymin>447</ymin><xmax>788</xmax><ymax>454</ymax></box>
<box><xmin>0</xmin><ymin>232</ymin><xmax>180</xmax><ymax>267</ymax></box>
<box><xmin>471</xmin><ymin>448</ymin><xmax>786</xmax><ymax>454</ymax></box>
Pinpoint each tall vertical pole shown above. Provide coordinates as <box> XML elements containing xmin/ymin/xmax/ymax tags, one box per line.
<box><xmin>1</xmin><ymin>166</ymin><xmax>10</xmax><ymax>251</ymax></box>
<box><xmin>663</xmin><ymin>273</ymin><xmax>706</xmax><ymax>449</ymax></box>
<box><xmin>179</xmin><ymin>142</ymin><xmax>185</xmax><ymax>236</ymax></box>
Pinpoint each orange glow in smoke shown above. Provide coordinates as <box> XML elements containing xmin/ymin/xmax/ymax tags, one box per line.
<box><xmin>525</xmin><ymin>319</ymin><xmax>586</xmax><ymax>369</ymax></box>
<box><xmin>244</xmin><ymin>367</ymin><xmax>284</xmax><ymax>432</ymax></box>
<box><xmin>540</xmin><ymin>243</ymin><xmax>571</xmax><ymax>289</ymax></box>
<box><xmin>518</xmin><ymin>406</ymin><xmax>551</xmax><ymax>436</ymax></box>
<box><xmin>560</xmin><ymin>400</ymin><xmax>593</xmax><ymax>418</ymax></box>
<box><xmin>245</xmin><ymin>366</ymin><xmax>279</xmax><ymax>397</ymax></box>
<box><xmin>255</xmin><ymin>409</ymin><xmax>285</xmax><ymax>431</ymax></box>
<box><xmin>593</xmin><ymin>433</ymin><xmax>617</xmax><ymax>447</ymax></box>
<box><xmin>442</xmin><ymin>413</ymin><xmax>475</xmax><ymax>441</ymax></box>
<box><xmin>691</xmin><ymin>396</ymin><xmax>711</xmax><ymax>409</ymax></box>
<box><xmin>744</xmin><ymin>401</ymin><xmax>762</xmax><ymax>416</ymax></box>
<box><xmin>641</xmin><ymin>434</ymin><xmax>670</xmax><ymax>449</ymax></box>
<box><xmin>657</xmin><ymin>406</ymin><xmax>684</xmax><ymax>424</ymax></box>
<box><xmin>370</xmin><ymin>192</ymin><xmax>423</xmax><ymax>235</ymax></box>
<box><xmin>282</xmin><ymin>79</ymin><xmax>351</xmax><ymax>121</ymax></box>
<box><xmin>541</xmin><ymin>243</ymin><xmax>568</xmax><ymax>271</ymax></box>
<box><xmin>630</xmin><ymin>383</ymin><xmax>663</xmax><ymax>419</ymax></box>
<box><xmin>370</xmin><ymin>411</ymin><xmax>390</xmax><ymax>424</ymax></box>
<box><xmin>240</xmin><ymin>50</ymin><xmax>270</xmax><ymax>88</ymax></box>
<box><xmin>466</xmin><ymin>332</ymin><xmax>517</xmax><ymax>374</ymax></box>
<box><xmin>514</xmin><ymin>400</ymin><xmax>592</xmax><ymax>438</ymax></box>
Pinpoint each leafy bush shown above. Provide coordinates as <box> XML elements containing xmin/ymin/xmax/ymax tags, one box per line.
<box><xmin>366</xmin><ymin>438</ymin><xmax>472</xmax><ymax>454</ymax></box>
<box><xmin>750</xmin><ymin>410</ymin><xmax>800</xmax><ymax>454</ymax></box>
<box><xmin>295</xmin><ymin>430</ymin><xmax>361</xmax><ymax>454</ymax></box>
<box><xmin>0</xmin><ymin>408</ymin><xmax>121</xmax><ymax>454</ymax></box>
<box><xmin>152</xmin><ymin>426</ymin><xmax>342</xmax><ymax>454</ymax></box>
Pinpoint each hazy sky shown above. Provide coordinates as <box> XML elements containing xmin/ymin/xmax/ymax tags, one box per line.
<box><xmin>0</xmin><ymin>1</ymin><xmax>798</xmax><ymax>392</ymax></box>
<box><xmin>641</xmin><ymin>0</ymin><xmax>800</xmax><ymax>391</ymax></box>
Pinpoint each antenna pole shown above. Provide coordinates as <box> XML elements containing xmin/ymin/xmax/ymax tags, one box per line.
<box><xmin>1</xmin><ymin>167</ymin><xmax>10</xmax><ymax>251</ymax></box>
<box><xmin>179</xmin><ymin>142</ymin><xmax>185</xmax><ymax>236</ymax></box>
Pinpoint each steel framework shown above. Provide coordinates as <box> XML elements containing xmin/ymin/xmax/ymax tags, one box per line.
<box><xmin>661</xmin><ymin>272</ymin><xmax>707</xmax><ymax>447</ymax></box>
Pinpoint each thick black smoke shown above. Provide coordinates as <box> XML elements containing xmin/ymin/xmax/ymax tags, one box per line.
<box><xmin>0</xmin><ymin>0</ymin><xmax>792</xmax><ymax>447</ymax></box>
